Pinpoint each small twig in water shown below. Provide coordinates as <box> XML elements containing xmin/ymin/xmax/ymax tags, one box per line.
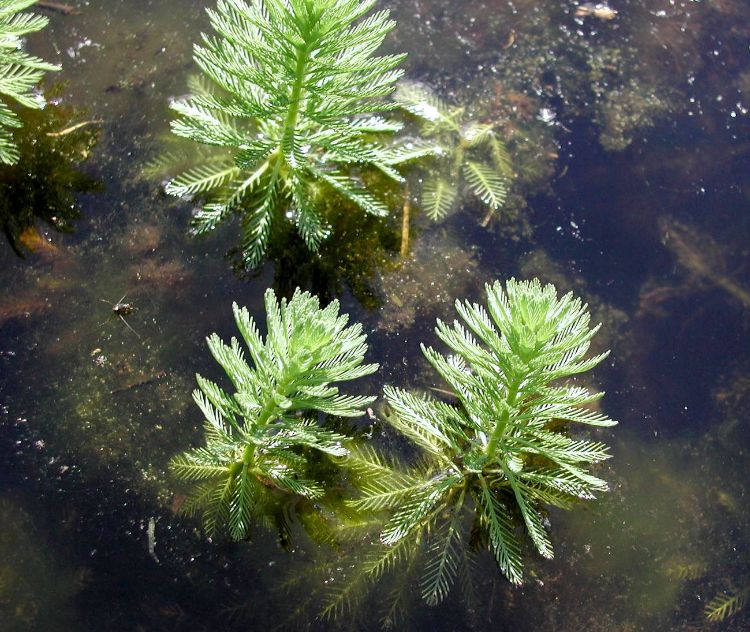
<box><xmin>36</xmin><ymin>2</ymin><xmax>80</xmax><ymax>16</ymax></box>
<box><xmin>480</xmin><ymin>206</ymin><xmax>494</xmax><ymax>228</ymax></box>
<box><xmin>46</xmin><ymin>120</ymin><xmax>102</xmax><ymax>137</ymax></box>
<box><xmin>110</xmin><ymin>371</ymin><xmax>167</xmax><ymax>396</ymax></box>
<box><xmin>147</xmin><ymin>517</ymin><xmax>159</xmax><ymax>563</ymax></box>
<box><xmin>400</xmin><ymin>185</ymin><xmax>411</xmax><ymax>258</ymax></box>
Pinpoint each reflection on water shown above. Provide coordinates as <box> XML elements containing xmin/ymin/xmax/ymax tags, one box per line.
<box><xmin>0</xmin><ymin>0</ymin><xmax>749</xmax><ymax>630</ymax></box>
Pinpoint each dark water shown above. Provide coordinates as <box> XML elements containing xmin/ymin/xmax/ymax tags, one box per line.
<box><xmin>0</xmin><ymin>0</ymin><xmax>749</xmax><ymax>630</ymax></box>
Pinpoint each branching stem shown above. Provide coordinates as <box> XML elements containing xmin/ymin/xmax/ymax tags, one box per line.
<box><xmin>242</xmin><ymin>376</ymin><xmax>292</xmax><ymax>465</ymax></box>
<box><xmin>485</xmin><ymin>378</ymin><xmax>521</xmax><ymax>458</ymax></box>
<box><xmin>280</xmin><ymin>43</ymin><xmax>312</xmax><ymax>164</ymax></box>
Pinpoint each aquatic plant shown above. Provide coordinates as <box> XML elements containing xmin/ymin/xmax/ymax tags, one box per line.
<box><xmin>395</xmin><ymin>81</ymin><xmax>512</xmax><ymax>222</ymax></box>
<box><xmin>706</xmin><ymin>584</ymin><xmax>750</xmax><ymax>622</ymax></box>
<box><xmin>166</xmin><ymin>0</ymin><xmax>432</xmax><ymax>267</ymax></box>
<box><xmin>0</xmin><ymin>91</ymin><xmax>100</xmax><ymax>255</ymax></box>
<box><xmin>0</xmin><ymin>0</ymin><xmax>60</xmax><ymax>165</ymax></box>
<box><xmin>170</xmin><ymin>288</ymin><xmax>377</xmax><ymax>540</ymax></box>
<box><xmin>349</xmin><ymin>278</ymin><xmax>616</xmax><ymax>604</ymax></box>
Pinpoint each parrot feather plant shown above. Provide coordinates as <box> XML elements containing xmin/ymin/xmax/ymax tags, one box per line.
<box><xmin>706</xmin><ymin>583</ymin><xmax>750</xmax><ymax>623</ymax></box>
<box><xmin>170</xmin><ymin>288</ymin><xmax>378</xmax><ymax>540</ymax></box>
<box><xmin>0</xmin><ymin>0</ymin><xmax>60</xmax><ymax>165</ymax></box>
<box><xmin>166</xmin><ymin>0</ymin><xmax>433</xmax><ymax>267</ymax></box>
<box><xmin>348</xmin><ymin>278</ymin><xmax>617</xmax><ymax>605</ymax></box>
<box><xmin>395</xmin><ymin>81</ymin><xmax>512</xmax><ymax>225</ymax></box>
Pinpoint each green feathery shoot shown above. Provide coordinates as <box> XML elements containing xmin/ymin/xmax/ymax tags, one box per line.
<box><xmin>706</xmin><ymin>584</ymin><xmax>750</xmax><ymax>622</ymax></box>
<box><xmin>0</xmin><ymin>0</ymin><xmax>60</xmax><ymax>165</ymax></box>
<box><xmin>167</xmin><ymin>0</ymin><xmax>432</xmax><ymax>267</ymax></box>
<box><xmin>351</xmin><ymin>278</ymin><xmax>616</xmax><ymax>604</ymax></box>
<box><xmin>395</xmin><ymin>81</ymin><xmax>512</xmax><ymax>221</ymax></box>
<box><xmin>171</xmin><ymin>288</ymin><xmax>378</xmax><ymax>540</ymax></box>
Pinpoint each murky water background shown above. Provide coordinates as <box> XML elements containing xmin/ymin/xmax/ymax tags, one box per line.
<box><xmin>1</xmin><ymin>0</ymin><xmax>749</xmax><ymax>630</ymax></box>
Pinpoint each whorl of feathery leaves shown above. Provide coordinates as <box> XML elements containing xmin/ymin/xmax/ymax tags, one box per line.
<box><xmin>0</xmin><ymin>0</ymin><xmax>60</xmax><ymax>165</ymax></box>
<box><xmin>166</xmin><ymin>0</ymin><xmax>434</xmax><ymax>267</ymax></box>
<box><xmin>170</xmin><ymin>287</ymin><xmax>378</xmax><ymax>540</ymax></box>
<box><xmin>395</xmin><ymin>81</ymin><xmax>512</xmax><ymax>221</ymax></box>
<box><xmin>705</xmin><ymin>584</ymin><xmax>750</xmax><ymax>622</ymax></box>
<box><xmin>350</xmin><ymin>278</ymin><xmax>616</xmax><ymax>604</ymax></box>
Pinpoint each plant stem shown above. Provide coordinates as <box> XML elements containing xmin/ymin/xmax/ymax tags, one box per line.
<box><xmin>485</xmin><ymin>378</ymin><xmax>520</xmax><ymax>457</ymax></box>
<box><xmin>279</xmin><ymin>43</ymin><xmax>311</xmax><ymax>165</ymax></box>
<box><xmin>480</xmin><ymin>206</ymin><xmax>495</xmax><ymax>228</ymax></box>
<box><xmin>451</xmin><ymin>139</ymin><xmax>466</xmax><ymax>179</ymax></box>
<box><xmin>400</xmin><ymin>184</ymin><xmax>411</xmax><ymax>257</ymax></box>
<box><xmin>242</xmin><ymin>377</ymin><xmax>291</xmax><ymax>465</ymax></box>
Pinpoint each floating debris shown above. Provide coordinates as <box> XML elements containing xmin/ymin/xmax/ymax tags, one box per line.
<box><xmin>660</xmin><ymin>217</ymin><xmax>750</xmax><ymax>309</ymax></box>
<box><xmin>575</xmin><ymin>3</ymin><xmax>618</xmax><ymax>20</ymax></box>
<box><xmin>147</xmin><ymin>517</ymin><xmax>159</xmax><ymax>564</ymax></box>
<box><xmin>36</xmin><ymin>2</ymin><xmax>80</xmax><ymax>16</ymax></box>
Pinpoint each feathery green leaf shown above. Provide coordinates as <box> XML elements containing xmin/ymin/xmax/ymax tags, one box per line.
<box><xmin>0</xmin><ymin>0</ymin><xmax>60</xmax><ymax>164</ymax></box>
<box><xmin>171</xmin><ymin>287</ymin><xmax>377</xmax><ymax>540</ymax></box>
<box><xmin>165</xmin><ymin>0</ymin><xmax>420</xmax><ymax>266</ymax></box>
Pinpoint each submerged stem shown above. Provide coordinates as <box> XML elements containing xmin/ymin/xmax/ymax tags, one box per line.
<box><xmin>400</xmin><ymin>185</ymin><xmax>411</xmax><ymax>257</ymax></box>
<box><xmin>279</xmin><ymin>42</ymin><xmax>312</xmax><ymax>165</ymax></box>
<box><xmin>485</xmin><ymin>379</ymin><xmax>520</xmax><ymax>458</ymax></box>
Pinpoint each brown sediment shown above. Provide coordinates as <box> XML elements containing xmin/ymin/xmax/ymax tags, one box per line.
<box><xmin>0</xmin><ymin>296</ymin><xmax>51</xmax><ymax>326</ymax></box>
<box><xmin>35</xmin><ymin>2</ymin><xmax>80</xmax><ymax>15</ymax></box>
<box><xmin>124</xmin><ymin>222</ymin><xmax>163</xmax><ymax>256</ymax></box>
<box><xmin>377</xmin><ymin>231</ymin><xmax>481</xmax><ymax>334</ymax></box>
<box><xmin>18</xmin><ymin>226</ymin><xmax>60</xmax><ymax>256</ymax></box>
<box><xmin>131</xmin><ymin>258</ymin><xmax>190</xmax><ymax>287</ymax></box>
<box><xmin>660</xmin><ymin>217</ymin><xmax>750</xmax><ymax>309</ymax></box>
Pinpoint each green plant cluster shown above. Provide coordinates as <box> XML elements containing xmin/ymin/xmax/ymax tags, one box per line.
<box><xmin>349</xmin><ymin>278</ymin><xmax>615</xmax><ymax>603</ymax></box>
<box><xmin>0</xmin><ymin>0</ymin><xmax>59</xmax><ymax>165</ymax></box>
<box><xmin>171</xmin><ymin>288</ymin><xmax>377</xmax><ymax>539</ymax></box>
<box><xmin>0</xmin><ymin>0</ymin><xmax>621</xmax><ymax>621</ymax></box>
<box><xmin>171</xmin><ymin>279</ymin><xmax>617</xmax><ymax>607</ymax></box>
<box><xmin>395</xmin><ymin>81</ymin><xmax>512</xmax><ymax>221</ymax></box>
<box><xmin>165</xmin><ymin>0</ymin><xmax>434</xmax><ymax>267</ymax></box>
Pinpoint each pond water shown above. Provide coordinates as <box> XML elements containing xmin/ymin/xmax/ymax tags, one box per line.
<box><xmin>0</xmin><ymin>0</ymin><xmax>749</xmax><ymax>630</ymax></box>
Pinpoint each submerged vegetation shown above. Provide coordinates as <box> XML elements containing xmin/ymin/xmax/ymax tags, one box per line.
<box><xmin>0</xmin><ymin>93</ymin><xmax>100</xmax><ymax>255</ymax></box>
<box><xmin>166</xmin><ymin>0</ymin><xmax>432</xmax><ymax>267</ymax></box>
<box><xmin>706</xmin><ymin>584</ymin><xmax>750</xmax><ymax>622</ymax></box>
<box><xmin>0</xmin><ymin>0</ymin><xmax>60</xmax><ymax>165</ymax></box>
<box><xmin>170</xmin><ymin>278</ymin><xmax>618</xmax><ymax>617</ymax></box>
<box><xmin>395</xmin><ymin>81</ymin><xmax>511</xmax><ymax>223</ymax></box>
<box><xmin>350</xmin><ymin>279</ymin><xmax>615</xmax><ymax>603</ymax></box>
<box><xmin>170</xmin><ymin>288</ymin><xmax>377</xmax><ymax>539</ymax></box>
<box><xmin>3</xmin><ymin>0</ymin><xmax>750</xmax><ymax>630</ymax></box>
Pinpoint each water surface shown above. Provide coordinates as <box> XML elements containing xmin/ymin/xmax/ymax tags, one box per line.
<box><xmin>1</xmin><ymin>0</ymin><xmax>749</xmax><ymax>630</ymax></box>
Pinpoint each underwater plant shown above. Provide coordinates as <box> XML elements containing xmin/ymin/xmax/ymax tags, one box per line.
<box><xmin>170</xmin><ymin>288</ymin><xmax>377</xmax><ymax>540</ymax></box>
<box><xmin>706</xmin><ymin>583</ymin><xmax>750</xmax><ymax>622</ymax></box>
<box><xmin>0</xmin><ymin>0</ymin><xmax>60</xmax><ymax>165</ymax></box>
<box><xmin>349</xmin><ymin>278</ymin><xmax>616</xmax><ymax>604</ymax></box>
<box><xmin>166</xmin><ymin>0</ymin><xmax>432</xmax><ymax>267</ymax></box>
<box><xmin>0</xmin><ymin>90</ymin><xmax>100</xmax><ymax>256</ymax></box>
<box><xmin>395</xmin><ymin>81</ymin><xmax>512</xmax><ymax>223</ymax></box>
